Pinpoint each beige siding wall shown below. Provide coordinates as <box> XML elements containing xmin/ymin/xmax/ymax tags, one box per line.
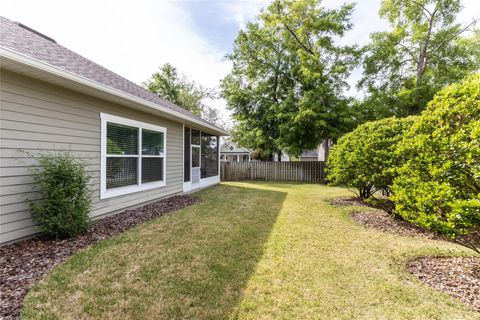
<box><xmin>0</xmin><ymin>70</ymin><xmax>184</xmax><ymax>243</ymax></box>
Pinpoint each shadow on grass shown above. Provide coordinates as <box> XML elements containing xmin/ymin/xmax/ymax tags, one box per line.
<box><xmin>22</xmin><ymin>183</ymin><xmax>287</xmax><ymax>319</ymax></box>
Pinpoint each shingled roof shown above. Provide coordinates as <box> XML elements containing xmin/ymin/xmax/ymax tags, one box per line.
<box><xmin>0</xmin><ymin>16</ymin><xmax>225</xmax><ymax>132</ymax></box>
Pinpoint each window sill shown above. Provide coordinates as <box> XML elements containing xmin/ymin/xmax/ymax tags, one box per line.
<box><xmin>100</xmin><ymin>180</ymin><xmax>166</xmax><ymax>199</ymax></box>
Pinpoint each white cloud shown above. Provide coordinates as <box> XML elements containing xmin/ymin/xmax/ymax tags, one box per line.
<box><xmin>1</xmin><ymin>0</ymin><xmax>234</xmax><ymax>120</ymax></box>
<box><xmin>220</xmin><ymin>0</ymin><xmax>266</xmax><ymax>29</ymax></box>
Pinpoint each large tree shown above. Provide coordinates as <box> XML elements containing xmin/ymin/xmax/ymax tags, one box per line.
<box><xmin>221</xmin><ymin>0</ymin><xmax>359</xmax><ymax>158</ymax></box>
<box><xmin>358</xmin><ymin>0</ymin><xmax>480</xmax><ymax>119</ymax></box>
<box><xmin>143</xmin><ymin>63</ymin><xmax>223</xmax><ymax>126</ymax></box>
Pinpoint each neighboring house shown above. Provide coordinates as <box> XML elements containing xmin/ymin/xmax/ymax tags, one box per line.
<box><xmin>298</xmin><ymin>140</ymin><xmax>333</xmax><ymax>161</ymax></box>
<box><xmin>220</xmin><ymin>138</ymin><xmax>251</xmax><ymax>162</ymax></box>
<box><xmin>0</xmin><ymin>17</ymin><xmax>228</xmax><ymax>244</ymax></box>
<box><xmin>278</xmin><ymin>139</ymin><xmax>333</xmax><ymax>162</ymax></box>
<box><xmin>299</xmin><ymin>150</ymin><xmax>320</xmax><ymax>161</ymax></box>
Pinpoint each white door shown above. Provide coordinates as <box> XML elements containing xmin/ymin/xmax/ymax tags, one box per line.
<box><xmin>191</xmin><ymin>145</ymin><xmax>200</xmax><ymax>184</ymax></box>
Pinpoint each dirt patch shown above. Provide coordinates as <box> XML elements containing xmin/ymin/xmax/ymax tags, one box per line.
<box><xmin>407</xmin><ymin>256</ymin><xmax>480</xmax><ymax>311</ymax></box>
<box><xmin>330</xmin><ymin>197</ymin><xmax>375</xmax><ymax>208</ymax></box>
<box><xmin>350</xmin><ymin>210</ymin><xmax>441</xmax><ymax>240</ymax></box>
<box><xmin>0</xmin><ymin>195</ymin><xmax>197</xmax><ymax>319</ymax></box>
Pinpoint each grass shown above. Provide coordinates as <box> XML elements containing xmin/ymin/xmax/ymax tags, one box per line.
<box><xmin>22</xmin><ymin>182</ymin><xmax>478</xmax><ymax>319</ymax></box>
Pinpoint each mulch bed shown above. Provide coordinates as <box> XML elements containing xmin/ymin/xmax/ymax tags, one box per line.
<box><xmin>0</xmin><ymin>195</ymin><xmax>197</xmax><ymax>320</ymax></box>
<box><xmin>350</xmin><ymin>210</ymin><xmax>441</xmax><ymax>240</ymax></box>
<box><xmin>407</xmin><ymin>257</ymin><xmax>480</xmax><ymax>311</ymax></box>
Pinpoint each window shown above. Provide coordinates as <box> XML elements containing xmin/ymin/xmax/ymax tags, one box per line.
<box><xmin>101</xmin><ymin>113</ymin><xmax>166</xmax><ymax>199</ymax></box>
<box><xmin>201</xmin><ymin>133</ymin><xmax>218</xmax><ymax>178</ymax></box>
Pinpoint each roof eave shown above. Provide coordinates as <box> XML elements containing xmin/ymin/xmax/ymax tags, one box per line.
<box><xmin>0</xmin><ymin>46</ymin><xmax>229</xmax><ymax>136</ymax></box>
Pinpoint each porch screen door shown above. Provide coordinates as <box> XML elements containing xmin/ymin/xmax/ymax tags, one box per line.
<box><xmin>191</xmin><ymin>145</ymin><xmax>200</xmax><ymax>184</ymax></box>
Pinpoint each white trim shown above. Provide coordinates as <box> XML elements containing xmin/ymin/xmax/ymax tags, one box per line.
<box><xmin>183</xmin><ymin>176</ymin><xmax>220</xmax><ymax>193</ymax></box>
<box><xmin>182</xmin><ymin>123</ymin><xmax>185</xmax><ymax>184</ymax></box>
<box><xmin>100</xmin><ymin>112</ymin><xmax>167</xmax><ymax>199</ymax></box>
<box><xmin>217</xmin><ymin>135</ymin><xmax>221</xmax><ymax>176</ymax></box>
<box><xmin>0</xmin><ymin>46</ymin><xmax>228</xmax><ymax>135</ymax></box>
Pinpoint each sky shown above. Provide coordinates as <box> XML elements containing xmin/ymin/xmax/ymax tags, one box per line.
<box><xmin>2</xmin><ymin>0</ymin><xmax>479</xmax><ymax>123</ymax></box>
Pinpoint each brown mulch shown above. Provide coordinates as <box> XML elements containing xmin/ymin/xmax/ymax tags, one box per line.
<box><xmin>407</xmin><ymin>256</ymin><xmax>480</xmax><ymax>311</ymax></box>
<box><xmin>350</xmin><ymin>210</ymin><xmax>442</xmax><ymax>240</ymax></box>
<box><xmin>0</xmin><ymin>195</ymin><xmax>197</xmax><ymax>320</ymax></box>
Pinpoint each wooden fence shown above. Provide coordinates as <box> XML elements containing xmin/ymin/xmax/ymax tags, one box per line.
<box><xmin>220</xmin><ymin>161</ymin><xmax>326</xmax><ymax>183</ymax></box>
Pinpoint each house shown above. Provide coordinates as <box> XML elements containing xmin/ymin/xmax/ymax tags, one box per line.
<box><xmin>0</xmin><ymin>17</ymin><xmax>228</xmax><ymax>244</ymax></box>
<box><xmin>278</xmin><ymin>140</ymin><xmax>333</xmax><ymax>162</ymax></box>
<box><xmin>220</xmin><ymin>138</ymin><xmax>251</xmax><ymax>162</ymax></box>
<box><xmin>298</xmin><ymin>150</ymin><xmax>320</xmax><ymax>161</ymax></box>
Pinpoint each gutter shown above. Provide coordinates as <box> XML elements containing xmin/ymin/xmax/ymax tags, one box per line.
<box><xmin>0</xmin><ymin>46</ymin><xmax>229</xmax><ymax>136</ymax></box>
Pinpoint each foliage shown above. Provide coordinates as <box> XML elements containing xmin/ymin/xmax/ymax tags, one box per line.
<box><xmin>221</xmin><ymin>0</ymin><xmax>360</xmax><ymax>158</ymax></box>
<box><xmin>358</xmin><ymin>0</ymin><xmax>480</xmax><ymax>119</ymax></box>
<box><xmin>327</xmin><ymin>116</ymin><xmax>417</xmax><ymax>200</ymax></box>
<box><xmin>30</xmin><ymin>152</ymin><xmax>92</xmax><ymax>238</ymax></box>
<box><xmin>392</xmin><ymin>74</ymin><xmax>480</xmax><ymax>253</ymax></box>
<box><xmin>143</xmin><ymin>63</ymin><xmax>223</xmax><ymax>127</ymax></box>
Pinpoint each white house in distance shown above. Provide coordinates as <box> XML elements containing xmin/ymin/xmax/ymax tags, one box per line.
<box><xmin>220</xmin><ymin>138</ymin><xmax>252</xmax><ymax>162</ymax></box>
<box><xmin>299</xmin><ymin>140</ymin><xmax>332</xmax><ymax>161</ymax></box>
<box><xmin>275</xmin><ymin>139</ymin><xmax>333</xmax><ymax>162</ymax></box>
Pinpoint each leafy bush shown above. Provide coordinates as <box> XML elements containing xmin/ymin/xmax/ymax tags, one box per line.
<box><xmin>30</xmin><ymin>152</ymin><xmax>92</xmax><ymax>238</ymax></box>
<box><xmin>392</xmin><ymin>74</ymin><xmax>480</xmax><ymax>253</ymax></box>
<box><xmin>326</xmin><ymin>116</ymin><xmax>416</xmax><ymax>200</ymax></box>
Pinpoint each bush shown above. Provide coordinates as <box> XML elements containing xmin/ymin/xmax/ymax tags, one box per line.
<box><xmin>30</xmin><ymin>152</ymin><xmax>92</xmax><ymax>238</ymax></box>
<box><xmin>392</xmin><ymin>74</ymin><xmax>480</xmax><ymax>253</ymax></box>
<box><xmin>326</xmin><ymin>116</ymin><xmax>417</xmax><ymax>200</ymax></box>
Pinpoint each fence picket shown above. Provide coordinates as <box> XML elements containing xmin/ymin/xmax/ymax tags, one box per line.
<box><xmin>220</xmin><ymin>161</ymin><xmax>325</xmax><ymax>183</ymax></box>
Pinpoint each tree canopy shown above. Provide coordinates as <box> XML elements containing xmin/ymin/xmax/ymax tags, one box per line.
<box><xmin>358</xmin><ymin>0</ymin><xmax>480</xmax><ymax>120</ymax></box>
<box><xmin>144</xmin><ymin>63</ymin><xmax>223</xmax><ymax>127</ymax></box>
<box><xmin>221</xmin><ymin>0</ymin><xmax>360</xmax><ymax>158</ymax></box>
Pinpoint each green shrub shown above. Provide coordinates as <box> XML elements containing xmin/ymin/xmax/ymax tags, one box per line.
<box><xmin>30</xmin><ymin>152</ymin><xmax>92</xmax><ymax>238</ymax></box>
<box><xmin>392</xmin><ymin>74</ymin><xmax>480</xmax><ymax>253</ymax></box>
<box><xmin>326</xmin><ymin>116</ymin><xmax>417</xmax><ymax>200</ymax></box>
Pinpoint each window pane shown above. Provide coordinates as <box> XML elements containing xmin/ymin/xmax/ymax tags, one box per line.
<box><xmin>192</xmin><ymin>146</ymin><xmax>200</xmax><ymax>168</ymax></box>
<box><xmin>191</xmin><ymin>129</ymin><xmax>200</xmax><ymax>145</ymax></box>
<box><xmin>201</xmin><ymin>133</ymin><xmax>218</xmax><ymax>178</ymax></box>
<box><xmin>106</xmin><ymin>157</ymin><xmax>137</xmax><ymax>188</ymax></box>
<box><xmin>184</xmin><ymin>127</ymin><xmax>191</xmax><ymax>182</ymax></box>
<box><xmin>142</xmin><ymin>129</ymin><xmax>164</xmax><ymax>155</ymax></box>
<box><xmin>107</xmin><ymin>122</ymin><xmax>138</xmax><ymax>155</ymax></box>
<box><xmin>142</xmin><ymin>158</ymin><xmax>163</xmax><ymax>183</ymax></box>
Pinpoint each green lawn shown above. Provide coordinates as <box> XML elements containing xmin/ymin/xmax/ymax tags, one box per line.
<box><xmin>22</xmin><ymin>182</ymin><xmax>477</xmax><ymax>319</ymax></box>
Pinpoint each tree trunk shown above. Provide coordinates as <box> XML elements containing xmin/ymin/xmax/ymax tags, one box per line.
<box><xmin>415</xmin><ymin>8</ymin><xmax>437</xmax><ymax>113</ymax></box>
<box><xmin>323</xmin><ymin>139</ymin><xmax>330</xmax><ymax>161</ymax></box>
<box><xmin>277</xmin><ymin>150</ymin><xmax>283</xmax><ymax>162</ymax></box>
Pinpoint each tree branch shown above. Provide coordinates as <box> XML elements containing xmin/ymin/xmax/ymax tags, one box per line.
<box><xmin>409</xmin><ymin>0</ymin><xmax>433</xmax><ymax>18</ymax></box>
<box><xmin>283</xmin><ymin>22</ymin><xmax>315</xmax><ymax>55</ymax></box>
<box><xmin>429</xmin><ymin>19</ymin><xmax>478</xmax><ymax>56</ymax></box>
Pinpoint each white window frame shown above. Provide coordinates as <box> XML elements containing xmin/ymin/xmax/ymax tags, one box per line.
<box><xmin>100</xmin><ymin>113</ymin><xmax>167</xmax><ymax>199</ymax></box>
